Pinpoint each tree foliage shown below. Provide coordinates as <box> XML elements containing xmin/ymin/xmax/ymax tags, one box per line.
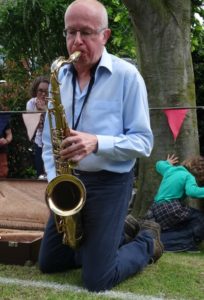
<box><xmin>0</xmin><ymin>0</ymin><xmax>135</xmax><ymax>70</ymax></box>
<box><xmin>0</xmin><ymin>0</ymin><xmax>136</xmax><ymax>109</ymax></box>
<box><xmin>0</xmin><ymin>0</ymin><xmax>203</xmax><ymax>108</ymax></box>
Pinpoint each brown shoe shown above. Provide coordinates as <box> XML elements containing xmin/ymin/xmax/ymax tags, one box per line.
<box><xmin>138</xmin><ymin>219</ymin><xmax>164</xmax><ymax>263</ymax></box>
<box><xmin>139</xmin><ymin>219</ymin><xmax>161</xmax><ymax>241</ymax></box>
<box><xmin>124</xmin><ymin>214</ymin><xmax>140</xmax><ymax>243</ymax></box>
<box><xmin>140</xmin><ymin>221</ymin><xmax>164</xmax><ymax>264</ymax></box>
<box><xmin>150</xmin><ymin>238</ymin><xmax>164</xmax><ymax>263</ymax></box>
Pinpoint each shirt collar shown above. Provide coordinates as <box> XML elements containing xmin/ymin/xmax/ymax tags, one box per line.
<box><xmin>97</xmin><ymin>47</ymin><xmax>112</xmax><ymax>74</ymax></box>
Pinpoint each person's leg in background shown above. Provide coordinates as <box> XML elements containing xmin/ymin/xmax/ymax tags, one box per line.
<box><xmin>0</xmin><ymin>152</ymin><xmax>8</xmax><ymax>177</ymax></box>
<box><xmin>34</xmin><ymin>143</ymin><xmax>44</xmax><ymax>177</ymax></box>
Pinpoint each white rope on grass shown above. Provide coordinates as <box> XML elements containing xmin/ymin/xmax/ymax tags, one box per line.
<box><xmin>0</xmin><ymin>276</ymin><xmax>179</xmax><ymax>300</ymax></box>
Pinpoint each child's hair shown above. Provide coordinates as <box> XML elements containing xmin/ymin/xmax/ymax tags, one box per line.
<box><xmin>30</xmin><ymin>76</ymin><xmax>49</xmax><ymax>97</ymax></box>
<box><xmin>181</xmin><ymin>156</ymin><xmax>204</xmax><ymax>186</ymax></box>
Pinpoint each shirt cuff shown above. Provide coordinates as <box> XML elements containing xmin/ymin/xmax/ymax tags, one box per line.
<box><xmin>95</xmin><ymin>135</ymin><xmax>114</xmax><ymax>155</ymax></box>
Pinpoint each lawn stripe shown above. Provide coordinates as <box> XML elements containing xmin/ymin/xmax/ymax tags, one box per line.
<box><xmin>0</xmin><ymin>276</ymin><xmax>175</xmax><ymax>300</ymax></box>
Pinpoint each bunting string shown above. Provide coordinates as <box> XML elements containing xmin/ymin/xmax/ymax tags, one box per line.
<box><xmin>1</xmin><ymin>106</ymin><xmax>204</xmax><ymax>142</ymax></box>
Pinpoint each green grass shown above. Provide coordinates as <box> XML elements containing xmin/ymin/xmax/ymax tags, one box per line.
<box><xmin>0</xmin><ymin>251</ymin><xmax>204</xmax><ymax>299</ymax></box>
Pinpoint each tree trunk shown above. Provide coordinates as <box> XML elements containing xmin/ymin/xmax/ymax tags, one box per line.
<box><xmin>123</xmin><ymin>0</ymin><xmax>200</xmax><ymax>216</ymax></box>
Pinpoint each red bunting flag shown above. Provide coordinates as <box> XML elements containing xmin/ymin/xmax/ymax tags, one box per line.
<box><xmin>163</xmin><ymin>109</ymin><xmax>189</xmax><ymax>141</ymax></box>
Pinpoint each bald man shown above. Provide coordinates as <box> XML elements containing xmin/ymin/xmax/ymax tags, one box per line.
<box><xmin>39</xmin><ymin>0</ymin><xmax>162</xmax><ymax>292</ymax></box>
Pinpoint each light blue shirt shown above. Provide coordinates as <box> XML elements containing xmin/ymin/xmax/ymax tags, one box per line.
<box><xmin>42</xmin><ymin>48</ymin><xmax>153</xmax><ymax>182</ymax></box>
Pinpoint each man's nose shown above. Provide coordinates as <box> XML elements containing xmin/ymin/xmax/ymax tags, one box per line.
<box><xmin>73</xmin><ymin>31</ymin><xmax>83</xmax><ymax>43</ymax></box>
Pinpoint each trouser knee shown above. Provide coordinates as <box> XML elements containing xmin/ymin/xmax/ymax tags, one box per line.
<box><xmin>83</xmin><ymin>272</ymin><xmax>113</xmax><ymax>292</ymax></box>
<box><xmin>38</xmin><ymin>255</ymin><xmax>55</xmax><ymax>274</ymax></box>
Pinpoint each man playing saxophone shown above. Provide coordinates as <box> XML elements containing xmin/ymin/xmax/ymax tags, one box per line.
<box><xmin>39</xmin><ymin>0</ymin><xmax>163</xmax><ymax>292</ymax></box>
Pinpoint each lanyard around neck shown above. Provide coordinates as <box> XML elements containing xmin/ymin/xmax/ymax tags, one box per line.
<box><xmin>71</xmin><ymin>69</ymin><xmax>95</xmax><ymax>130</ymax></box>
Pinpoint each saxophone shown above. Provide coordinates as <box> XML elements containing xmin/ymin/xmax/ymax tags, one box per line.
<box><xmin>45</xmin><ymin>51</ymin><xmax>86</xmax><ymax>249</ymax></box>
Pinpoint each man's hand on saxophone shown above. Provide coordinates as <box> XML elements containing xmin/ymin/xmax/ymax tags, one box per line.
<box><xmin>60</xmin><ymin>129</ymin><xmax>98</xmax><ymax>162</ymax></box>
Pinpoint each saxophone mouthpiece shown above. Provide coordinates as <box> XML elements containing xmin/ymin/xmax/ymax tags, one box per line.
<box><xmin>68</xmin><ymin>51</ymin><xmax>81</xmax><ymax>63</ymax></box>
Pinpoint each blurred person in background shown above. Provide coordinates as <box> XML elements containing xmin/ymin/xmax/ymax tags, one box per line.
<box><xmin>0</xmin><ymin>113</ymin><xmax>12</xmax><ymax>177</ymax></box>
<box><xmin>26</xmin><ymin>76</ymin><xmax>49</xmax><ymax>178</ymax></box>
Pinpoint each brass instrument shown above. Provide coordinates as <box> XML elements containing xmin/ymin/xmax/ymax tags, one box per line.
<box><xmin>45</xmin><ymin>51</ymin><xmax>86</xmax><ymax>249</ymax></box>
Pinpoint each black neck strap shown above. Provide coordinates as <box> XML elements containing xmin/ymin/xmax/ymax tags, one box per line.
<box><xmin>71</xmin><ymin>64</ymin><xmax>98</xmax><ymax>130</ymax></box>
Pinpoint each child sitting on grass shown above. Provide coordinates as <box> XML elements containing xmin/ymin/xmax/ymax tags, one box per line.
<box><xmin>145</xmin><ymin>154</ymin><xmax>204</xmax><ymax>252</ymax></box>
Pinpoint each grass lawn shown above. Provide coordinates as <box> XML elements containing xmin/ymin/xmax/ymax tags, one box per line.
<box><xmin>0</xmin><ymin>251</ymin><xmax>204</xmax><ymax>299</ymax></box>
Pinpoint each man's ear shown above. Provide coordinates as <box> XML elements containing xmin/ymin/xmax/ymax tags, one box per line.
<box><xmin>102</xmin><ymin>28</ymin><xmax>111</xmax><ymax>45</ymax></box>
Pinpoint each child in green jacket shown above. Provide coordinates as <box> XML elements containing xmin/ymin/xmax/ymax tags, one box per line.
<box><xmin>145</xmin><ymin>154</ymin><xmax>204</xmax><ymax>252</ymax></box>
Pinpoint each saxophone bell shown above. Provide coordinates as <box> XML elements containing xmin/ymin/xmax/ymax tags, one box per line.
<box><xmin>46</xmin><ymin>174</ymin><xmax>85</xmax><ymax>215</ymax></box>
